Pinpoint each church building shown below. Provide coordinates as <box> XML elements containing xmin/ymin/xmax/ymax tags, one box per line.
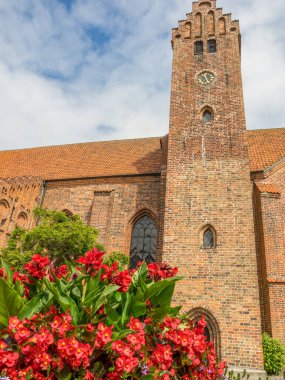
<box><xmin>0</xmin><ymin>0</ymin><xmax>284</xmax><ymax>374</ymax></box>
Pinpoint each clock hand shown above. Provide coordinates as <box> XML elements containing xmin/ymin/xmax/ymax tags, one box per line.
<box><xmin>203</xmin><ymin>73</ymin><xmax>210</xmax><ymax>83</ymax></box>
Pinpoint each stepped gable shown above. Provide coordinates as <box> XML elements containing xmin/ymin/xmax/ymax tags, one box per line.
<box><xmin>0</xmin><ymin>137</ymin><xmax>164</xmax><ymax>181</ymax></box>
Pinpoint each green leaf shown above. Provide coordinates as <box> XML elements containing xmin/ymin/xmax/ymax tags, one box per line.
<box><xmin>121</xmin><ymin>292</ymin><xmax>134</xmax><ymax>325</ymax></box>
<box><xmin>1</xmin><ymin>259</ymin><xmax>13</xmax><ymax>285</ymax></box>
<box><xmin>0</xmin><ymin>278</ymin><xmax>24</xmax><ymax>327</ymax></box>
<box><xmin>145</xmin><ymin>276</ymin><xmax>182</xmax><ymax>301</ymax></box>
<box><xmin>131</xmin><ymin>288</ymin><xmax>146</xmax><ymax>318</ymax></box>
<box><xmin>43</xmin><ymin>277</ymin><xmax>79</xmax><ymax>324</ymax></box>
<box><xmin>56</xmin><ymin>365</ymin><xmax>72</xmax><ymax>380</ymax></box>
<box><xmin>92</xmin><ymin>284</ymin><xmax>120</xmax><ymax>314</ymax></box>
<box><xmin>18</xmin><ymin>293</ymin><xmax>46</xmax><ymax>320</ymax></box>
<box><xmin>141</xmin><ymin>376</ymin><xmax>155</xmax><ymax>380</ymax></box>
<box><xmin>151</xmin><ymin>283</ymin><xmax>175</xmax><ymax>309</ymax></box>
<box><xmin>105</xmin><ymin>304</ymin><xmax>121</xmax><ymax>326</ymax></box>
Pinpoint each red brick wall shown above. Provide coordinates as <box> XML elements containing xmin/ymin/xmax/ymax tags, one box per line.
<box><xmin>0</xmin><ymin>177</ymin><xmax>42</xmax><ymax>246</ymax></box>
<box><xmin>254</xmin><ymin>162</ymin><xmax>285</xmax><ymax>343</ymax></box>
<box><xmin>43</xmin><ymin>176</ymin><xmax>164</xmax><ymax>257</ymax></box>
<box><xmin>163</xmin><ymin>0</ymin><xmax>263</xmax><ymax>368</ymax></box>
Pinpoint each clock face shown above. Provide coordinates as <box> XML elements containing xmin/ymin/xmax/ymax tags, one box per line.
<box><xmin>197</xmin><ymin>71</ymin><xmax>215</xmax><ymax>85</ymax></box>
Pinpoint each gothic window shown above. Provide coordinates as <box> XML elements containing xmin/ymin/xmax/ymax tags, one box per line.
<box><xmin>203</xmin><ymin>109</ymin><xmax>213</xmax><ymax>122</ymax></box>
<box><xmin>17</xmin><ymin>212</ymin><xmax>28</xmax><ymax>228</ymax></box>
<box><xmin>204</xmin><ymin>326</ymin><xmax>211</xmax><ymax>342</ymax></box>
<box><xmin>130</xmin><ymin>215</ymin><xmax>157</xmax><ymax>269</ymax></box>
<box><xmin>195</xmin><ymin>41</ymin><xmax>203</xmax><ymax>55</ymax></box>
<box><xmin>207</xmin><ymin>39</ymin><xmax>216</xmax><ymax>53</ymax></box>
<box><xmin>0</xmin><ymin>200</ymin><xmax>9</xmax><ymax>226</ymax></box>
<box><xmin>188</xmin><ymin>308</ymin><xmax>221</xmax><ymax>359</ymax></box>
<box><xmin>203</xmin><ymin>228</ymin><xmax>215</xmax><ymax>248</ymax></box>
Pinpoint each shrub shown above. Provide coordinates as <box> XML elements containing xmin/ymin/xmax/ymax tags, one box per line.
<box><xmin>0</xmin><ymin>253</ymin><xmax>225</xmax><ymax>379</ymax></box>
<box><xmin>104</xmin><ymin>251</ymin><xmax>130</xmax><ymax>267</ymax></box>
<box><xmin>263</xmin><ymin>332</ymin><xmax>285</xmax><ymax>375</ymax></box>
<box><xmin>0</xmin><ymin>208</ymin><xmax>100</xmax><ymax>271</ymax></box>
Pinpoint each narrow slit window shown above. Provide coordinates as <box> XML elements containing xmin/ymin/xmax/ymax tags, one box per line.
<box><xmin>208</xmin><ymin>39</ymin><xmax>216</xmax><ymax>53</ymax></box>
<box><xmin>195</xmin><ymin>41</ymin><xmax>203</xmax><ymax>55</ymax></box>
<box><xmin>203</xmin><ymin>110</ymin><xmax>213</xmax><ymax>122</ymax></box>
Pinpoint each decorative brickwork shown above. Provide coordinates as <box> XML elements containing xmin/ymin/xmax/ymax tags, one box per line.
<box><xmin>0</xmin><ymin>0</ymin><xmax>284</xmax><ymax>373</ymax></box>
<box><xmin>42</xmin><ymin>176</ymin><xmax>163</xmax><ymax>255</ymax></box>
<box><xmin>254</xmin><ymin>161</ymin><xmax>285</xmax><ymax>344</ymax></box>
<box><xmin>0</xmin><ymin>177</ymin><xmax>42</xmax><ymax>245</ymax></box>
<box><xmin>163</xmin><ymin>0</ymin><xmax>264</xmax><ymax>369</ymax></box>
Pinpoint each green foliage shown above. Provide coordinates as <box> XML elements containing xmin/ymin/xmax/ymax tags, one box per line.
<box><xmin>0</xmin><ymin>208</ymin><xmax>100</xmax><ymax>271</ymax></box>
<box><xmin>263</xmin><ymin>332</ymin><xmax>285</xmax><ymax>375</ymax></box>
<box><xmin>104</xmin><ymin>251</ymin><xmax>130</xmax><ymax>267</ymax></box>
<box><xmin>0</xmin><ymin>257</ymin><xmax>182</xmax><ymax>330</ymax></box>
<box><xmin>0</xmin><ymin>278</ymin><xmax>24</xmax><ymax>327</ymax></box>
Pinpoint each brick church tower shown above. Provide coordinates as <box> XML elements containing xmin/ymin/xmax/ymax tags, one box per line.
<box><xmin>163</xmin><ymin>0</ymin><xmax>265</xmax><ymax>372</ymax></box>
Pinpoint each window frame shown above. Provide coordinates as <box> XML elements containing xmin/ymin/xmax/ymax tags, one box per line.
<box><xmin>207</xmin><ymin>39</ymin><xmax>217</xmax><ymax>53</ymax></box>
<box><xmin>194</xmin><ymin>41</ymin><xmax>204</xmax><ymax>55</ymax></box>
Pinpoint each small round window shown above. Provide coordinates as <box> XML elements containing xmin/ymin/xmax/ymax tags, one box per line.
<box><xmin>203</xmin><ymin>110</ymin><xmax>213</xmax><ymax>122</ymax></box>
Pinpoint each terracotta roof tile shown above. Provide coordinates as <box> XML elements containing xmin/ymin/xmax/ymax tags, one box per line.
<box><xmin>0</xmin><ymin>128</ymin><xmax>284</xmax><ymax>181</ymax></box>
<box><xmin>256</xmin><ymin>183</ymin><xmax>281</xmax><ymax>194</ymax></box>
<box><xmin>0</xmin><ymin>137</ymin><xmax>163</xmax><ymax>181</ymax></box>
<box><xmin>247</xmin><ymin>128</ymin><xmax>285</xmax><ymax>172</ymax></box>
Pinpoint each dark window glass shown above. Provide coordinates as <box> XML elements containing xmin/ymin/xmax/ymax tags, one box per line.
<box><xmin>204</xmin><ymin>326</ymin><xmax>211</xmax><ymax>342</ymax></box>
<box><xmin>130</xmin><ymin>216</ymin><xmax>157</xmax><ymax>269</ymax></box>
<box><xmin>203</xmin><ymin>228</ymin><xmax>214</xmax><ymax>248</ymax></box>
<box><xmin>195</xmin><ymin>41</ymin><xmax>203</xmax><ymax>55</ymax></box>
<box><xmin>208</xmin><ymin>39</ymin><xmax>217</xmax><ymax>53</ymax></box>
<box><xmin>203</xmin><ymin>110</ymin><xmax>213</xmax><ymax>122</ymax></box>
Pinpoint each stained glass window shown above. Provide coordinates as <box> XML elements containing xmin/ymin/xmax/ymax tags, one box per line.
<box><xmin>203</xmin><ymin>228</ymin><xmax>214</xmax><ymax>248</ymax></box>
<box><xmin>130</xmin><ymin>215</ymin><xmax>157</xmax><ymax>269</ymax></box>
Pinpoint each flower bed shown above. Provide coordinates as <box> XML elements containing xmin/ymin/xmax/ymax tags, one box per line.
<box><xmin>0</xmin><ymin>249</ymin><xmax>225</xmax><ymax>379</ymax></box>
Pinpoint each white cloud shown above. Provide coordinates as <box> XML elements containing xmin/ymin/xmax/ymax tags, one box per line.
<box><xmin>0</xmin><ymin>0</ymin><xmax>284</xmax><ymax>150</ymax></box>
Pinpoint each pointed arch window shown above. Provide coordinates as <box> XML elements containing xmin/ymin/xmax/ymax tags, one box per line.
<box><xmin>203</xmin><ymin>228</ymin><xmax>215</xmax><ymax>248</ymax></box>
<box><xmin>203</xmin><ymin>109</ymin><xmax>213</xmax><ymax>122</ymax></box>
<box><xmin>130</xmin><ymin>215</ymin><xmax>157</xmax><ymax>269</ymax></box>
<box><xmin>188</xmin><ymin>308</ymin><xmax>221</xmax><ymax>359</ymax></box>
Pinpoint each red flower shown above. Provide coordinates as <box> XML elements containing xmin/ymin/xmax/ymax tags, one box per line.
<box><xmin>76</xmin><ymin>248</ymin><xmax>104</xmax><ymax>276</ymax></box>
<box><xmin>100</xmin><ymin>263</ymin><xmax>118</xmax><ymax>281</ymax></box>
<box><xmin>112</xmin><ymin>270</ymin><xmax>132</xmax><ymax>292</ymax></box>
<box><xmin>127</xmin><ymin>317</ymin><xmax>144</xmax><ymax>331</ymax></box>
<box><xmin>24</xmin><ymin>254</ymin><xmax>50</xmax><ymax>279</ymax></box>
<box><xmin>152</xmin><ymin>344</ymin><xmax>173</xmax><ymax>370</ymax></box>
<box><xmin>147</xmin><ymin>262</ymin><xmax>178</xmax><ymax>281</ymax></box>
<box><xmin>115</xmin><ymin>355</ymin><xmax>139</xmax><ymax>374</ymax></box>
<box><xmin>0</xmin><ymin>268</ymin><xmax>6</xmax><ymax>278</ymax></box>
<box><xmin>55</xmin><ymin>264</ymin><xmax>68</xmax><ymax>279</ymax></box>
<box><xmin>94</xmin><ymin>323</ymin><xmax>113</xmax><ymax>348</ymax></box>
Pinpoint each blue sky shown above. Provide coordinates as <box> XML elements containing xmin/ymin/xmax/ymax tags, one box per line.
<box><xmin>0</xmin><ymin>0</ymin><xmax>284</xmax><ymax>150</ymax></box>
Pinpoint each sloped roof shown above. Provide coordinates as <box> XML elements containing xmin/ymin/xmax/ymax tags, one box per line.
<box><xmin>0</xmin><ymin>137</ymin><xmax>163</xmax><ymax>181</ymax></box>
<box><xmin>247</xmin><ymin>128</ymin><xmax>285</xmax><ymax>172</ymax></box>
<box><xmin>0</xmin><ymin>128</ymin><xmax>284</xmax><ymax>181</ymax></box>
<box><xmin>255</xmin><ymin>183</ymin><xmax>281</xmax><ymax>195</ymax></box>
